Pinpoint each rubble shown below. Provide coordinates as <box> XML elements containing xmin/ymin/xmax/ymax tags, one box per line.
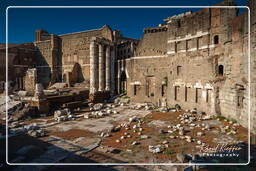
<box><xmin>197</xmin><ymin>140</ymin><xmax>202</xmax><ymax>145</ymax></box>
<box><xmin>54</xmin><ymin>108</ymin><xmax>74</xmax><ymax>122</ymax></box>
<box><xmin>114</xmin><ymin>97</ymin><xmax>130</xmax><ymax>105</ymax></box>
<box><xmin>93</xmin><ymin>103</ymin><xmax>104</xmax><ymax>111</ymax></box>
<box><xmin>27</xmin><ymin>129</ymin><xmax>45</xmax><ymax>137</ymax></box>
<box><xmin>131</xmin><ymin>141</ymin><xmax>139</xmax><ymax>145</ymax></box>
<box><xmin>140</xmin><ymin>135</ymin><xmax>149</xmax><ymax>139</ymax></box>
<box><xmin>111</xmin><ymin>126</ymin><xmax>121</xmax><ymax>132</ymax></box>
<box><xmin>196</xmin><ymin>132</ymin><xmax>204</xmax><ymax>136</ymax></box>
<box><xmin>179</xmin><ymin>130</ymin><xmax>184</xmax><ymax>136</ymax></box>
<box><xmin>162</xmin><ymin>140</ymin><xmax>168</xmax><ymax>144</ymax></box>
<box><xmin>175</xmin><ymin>104</ymin><xmax>181</xmax><ymax>111</ymax></box>
<box><xmin>49</xmin><ymin>82</ymin><xmax>68</xmax><ymax>89</ymax></box>
<box><xmin>148</xmin><ymin>145</ymin><xmax>162</xmax><ymax>153</ymax></box>
<box><xmin>129</xmin><ymin>116</ymin><xmax>138</xmax><ymax>123</ymax></box>
<box><xmin>159</xmin><ymin>129</ymin><xmax>166</xmax><ymax>134</ymax></box>
<box><xmin>158</xmin><ymin>107</ymin><xmax>168</xmax><ymax>113</ymax></box>
<box><xmin>24</xmin><ymin>123</ymin><xmax>40</xmax><ymax>131</ymax></box>
<box><xmin>10</xmin><ymin>121</ymin><xmax>21</xmax><ymax>128</ymax></box>
<box><xmin>191</xmin><ymin>108</ymin><xmax>197</xmax><ymax>114</ymax></box>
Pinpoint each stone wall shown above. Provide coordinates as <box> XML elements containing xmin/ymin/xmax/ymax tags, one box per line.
<box><xmin>0</xmin><ymin>43</ymin><xmax>36</xmax><ymax>91</ymax></box>
<box><xmin>34</xmin><ymin>40</ymin><xmax>54</xmax><ymax>87</ymax></box>
<box><xmin>124</xmin><ymin>2</ymin><xmax>255</xmax><ymax>132</ymax></box>
<box><xmin>34</xmin><ymin>25</ymin><xmax>113</xmax><ymax>88</ymax></box>
<box><xmin>135</xmin><ymin>26</ymin><xmax>168</xmax><ymax>56</ymax></box>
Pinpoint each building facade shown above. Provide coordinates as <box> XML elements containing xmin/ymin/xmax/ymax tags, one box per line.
<box><xmin>1</xmin><ymin>0</ymin><xmax>255</xmax><ymax>132</ymax></box>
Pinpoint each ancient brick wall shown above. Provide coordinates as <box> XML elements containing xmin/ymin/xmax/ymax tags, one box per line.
<box><xmin>0</xmin><ymin>44</ymin><xmax>36</xmax><ymax>91</ymax></box>
<box><xmin>125</xmin><ymin>4</ymin><xmax>254</xmax><ymax>132</ymax></box>
<box><xmin>34</xmin><ymin>40</ymin><xmax>53</xmax><ymax>87</ymax></box>
<box><xmin>135</xmin><ymin>26</ymin><xmax>168</xmax><ymax>56</ymax></box>
<box><xmin>60</xmin><ymin>29</ymin><xmax>101</xmax><ymax>86</ymax></box>
<box><xmin>125</xmin><ymin>48</ymin><xmax>216</xmax><ymax>115</ymax></box>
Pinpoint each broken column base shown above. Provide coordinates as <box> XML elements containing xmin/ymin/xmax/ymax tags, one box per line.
<box><xmin>28</xmin><ymin>98</ymin><xmax>49</xmax><ymax>114</ymax></box>
<box><xmin>89</xmin><ymin>91</ymin><xmax>110</xmax><ymax>103</ymax></box>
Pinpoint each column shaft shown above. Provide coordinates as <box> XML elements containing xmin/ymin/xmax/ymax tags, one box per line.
<box><xmin>105</xmin><ymin>46</ymin><xmax>111</xmax><ymax>91</ymax></box>
<box><xmin>110</xmin><ymin>47</ymin><xmax>116</xmax><ymax>95</ymax></box>
<box><xmin>98</xmin><ymin>44</ymin><xmax>105</xmax><ymax>91</ymax></box>
<box><xmin>90</xmin><ymin>41</ymin><xmax>97</xmax><ymax>94</ymax></box>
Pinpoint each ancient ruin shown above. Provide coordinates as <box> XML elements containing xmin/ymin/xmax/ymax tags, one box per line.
<box><xmin>0</xmin><ymin>0</ymin><xmax>256</xmax><ymax>168</ymax></box>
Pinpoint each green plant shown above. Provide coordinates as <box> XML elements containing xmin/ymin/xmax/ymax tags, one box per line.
<box><xmin>165</xmin><ymin>150</ymin><xmax>175</xmax><ymax>156</ymax></box>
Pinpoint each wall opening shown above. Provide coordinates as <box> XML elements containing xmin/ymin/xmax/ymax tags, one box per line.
<box><xmin>195</xmin><ymin>88</ymin><xmax>201</xmax><ymax>103</ymax></box>
<box><xmin>214</xmin><ymin>35</ymin><xmax>219</xmax><ymax>44</ymax></box>
<box><xmin>146</xmin><ymin>76</ymin><xmax>155</xmax><ymax>97</ymax></box>
<box><xmin>134</xmin><ymin>85</ymin><xmax>139</xmax><ymax>96</ymax></box>
<box><xmin>185</xmin><ymin>87</ymin><xmax>188</xmax><ymax>102</ymax></box>
<box><xmin>237</xmin><ymin>96</ymin><xmax>244</xmax><ymax>108</ymax></box>
<box><xmin>177</xmin><ymin>66</ymin><xmax>182</xmax><ymax>76</ymax></box>
<box><xmin>206</xmin><ymin>89</ymin><xmax>212</xmax><ymax>103</ymax></box>
<box><xmin>218</xmin><ymin>65</ymin><xmax>224</xmax><ymax>76</ymax></box>
<box><xmin>161</xmin><ymin>85</ymin><xmax>166</xmax><ymax>97</ymax></box>
<box><xmin>120</xmin><ymin>71</ymin><xmax>127</xmax><ymax>93</ymax></box>
<box><xmin>174</xmin><ymin>86</ymin><xmax>180</xmax><ymax>101</ymax></box>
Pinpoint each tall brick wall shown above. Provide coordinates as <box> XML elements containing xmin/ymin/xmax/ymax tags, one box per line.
<box><xmin>124</xmin><ymin>2</ymin><xmax>255</xmax><ymax>133</ymax></box>
<box><xmin>34</xmin><ymin>25</ymin><xmax>113</xmax><ymax>87</ymax></box>
<box><xmin>135</xmin><ymin>26</ymin><xmax>168</xmax><ymax>56</ymax></box>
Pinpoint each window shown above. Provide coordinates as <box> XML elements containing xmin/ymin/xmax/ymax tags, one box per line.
<box><xmin>206</xmin><ymin>89</ymin><xmax>211</xmax><ymax>103</ymax></box>
<box><xmin>185</xmin><ymin>87</ymin><xmax>188</xmax><ymax>102</ymax></box>
<box><xmin>177</xmin><ymin>66</ymin><xmax>182</xmax><ymax>76</ymax></box>
<box><xmin>134</xmin><ymin>85</ymin><xmax>138</xmax><ymax>96</ymax></box>
<box><xmin>218</xmin><ymin>65</ymin><xmax>224</xmax><ymax>76</ymax></box>
<box><xmin>214</xmin><ymin>35</ymin><xmax>219</xmax><ymax>44</ymax></box>
<box><xmin>174</xmin><ymin>86</ymin><xmax>180</xmax><ymax>100</ymax></box>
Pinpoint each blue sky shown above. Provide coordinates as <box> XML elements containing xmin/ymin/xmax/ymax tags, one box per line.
<box><xmin>0</xmin><ymin>0</ymin><xmax>247</xmax><ymax>43</ymax></box>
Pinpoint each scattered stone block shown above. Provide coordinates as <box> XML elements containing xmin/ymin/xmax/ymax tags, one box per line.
<box><xmin>148</xmin><ymin>145</ymin><xmax>162</xmax><ymax>153</ymax></box>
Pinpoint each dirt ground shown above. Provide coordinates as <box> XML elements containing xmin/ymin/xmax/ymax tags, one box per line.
<box><xmin>1</xmin><ymin>103</ymin><xmax>255</xmax><ymax>171</ymax></box>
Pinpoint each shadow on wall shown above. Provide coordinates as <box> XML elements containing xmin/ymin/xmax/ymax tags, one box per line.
<box><xmin>34</xmin><ymin>46</ymin><xmax>51</xmax><ymax>88</ymax></box>
<box><xmin>70</xmin><ymin>63</ymin><xmax>85</xmax><ymax>85</ymax></box>
<box><xmin>34</xmin><ymin>45</ymin><xmax>63</xmax><ymax>89</ymax></box>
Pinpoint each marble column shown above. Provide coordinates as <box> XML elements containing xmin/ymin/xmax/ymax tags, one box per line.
<box><xmin>117</xmin><ymin>60</ymin><xmax>121</xmax><ymax>94</ymax></box>
<box><xmin>90</xmin><ymin>40</ymin><xmax>97</xmax><ymax>94</ymax></box>
<box><xmin>105</xmin><ymin>45</ymin><xmax>111</xmax><ymax>91</ymax></box>
<box><xmin>98</xmin><ymin>43</ymin><xmax>105</xmax><ymax>91</ymax></box>
<box><xmin>110</xmin><ymin>47</ymin><xmax>116</xmax><ymax>95</ymax></box>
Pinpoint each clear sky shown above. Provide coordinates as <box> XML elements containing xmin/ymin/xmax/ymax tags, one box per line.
<box><xmin>0</xmin><ymin>0</ymin><xmax>247</xmax><ymax>43</ymax></box>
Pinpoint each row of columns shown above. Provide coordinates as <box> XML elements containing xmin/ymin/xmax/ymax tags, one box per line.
<box><xmin>90</xmin><ymin>40</ymin><xmax>114</xmax><ymax>94</ymax></box>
